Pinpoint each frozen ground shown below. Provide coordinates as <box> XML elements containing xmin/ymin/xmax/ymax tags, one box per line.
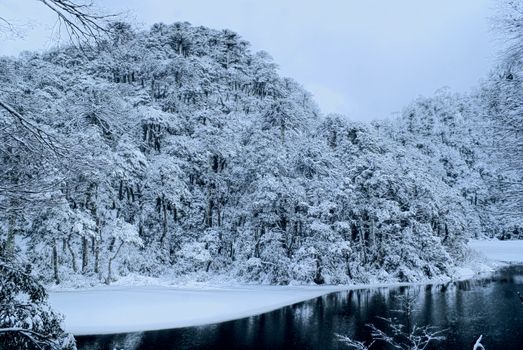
<box><xmin>49</xmin><ymin>280</ymin><xmax>447</xmax><ymax>335</ymax></box>
<box><xmin>451</xmin><ymin>239</ymin><xmax>523</xmax><ymax>280</ymax></box>
<box><xmin>468</xmin><ymin>239</ymin><xmax>523</xmax><ymax>263</ymax></box>
<box><xmin>48</xmin><ymin>284</ymin><xmax>351</xmax><ymax>335</ymax></box>
<box><xmin>48</xmin><ymin>239</ymin><xmax>523</xmax><ymax>336</ymax></box>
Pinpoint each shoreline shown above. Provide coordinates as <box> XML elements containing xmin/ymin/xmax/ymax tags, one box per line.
<box><xmin>48</xmin><ymin>239</ymin><xmax>523</xmax><ymax>336</ymax></box>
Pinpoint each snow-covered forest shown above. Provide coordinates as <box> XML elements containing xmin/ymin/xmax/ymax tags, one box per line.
<box><xmin>2</xmin><ymin>0</ymin><xmax>523</xmax><ymax>348</ymax></box>
<box><xmin>1</xmin><ymin>16</ymin><xmax>522</xmax><ymax>286</ymax></box>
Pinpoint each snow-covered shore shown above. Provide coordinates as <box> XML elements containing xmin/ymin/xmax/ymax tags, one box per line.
<box><xmin>468</xmin><ymin>239</ymin><xmax>523</xmax><ymax>263</ymax></box>
<box><xmin>449</xmin><ymin>239</ymin><xmax>523</xmax><ymax>280</ymax></box>
<box><xmin>48</xmin><ymin>239</ymin><xmax>523</xmax><ymax>336</ymax></box>
<box><xmin>48</xmin><ymin>285</ymin><xmax>348</xmax><ymax>335</ymax></box>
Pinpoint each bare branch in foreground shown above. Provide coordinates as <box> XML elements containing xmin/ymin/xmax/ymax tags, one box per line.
<box><xmin>473</xmin><ymin>335</ymin><xmax>485</xmax><ymax>350</ymax></box>
<box><xmin>37</xmin><ymin>0</ymin><xmax>117</xmax><ymax>46</ymax></box>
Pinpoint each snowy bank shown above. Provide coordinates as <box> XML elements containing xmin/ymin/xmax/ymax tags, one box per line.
<box><xmin>48</xmin><ymin>239</ymin><xmax>523</xmax><ymax>336</ymax></box>
<box><xmin>48</xmin><ymin>280</ymin><xmax>446</xmax><ymax>336</ymax></box>
<box><xmin>468</xmin><ymin>239</ymin><xmax>523</xmax><ymax>263</ymax></box>
<box><xmin>452</xmin><ymin>239</ymin><xmax>523</xmax><ymax>280</ymax></box>
<box><xmin>48</xmin><ymin>285</ymin><xmax>348</xmax><ymax>335</ymax></box>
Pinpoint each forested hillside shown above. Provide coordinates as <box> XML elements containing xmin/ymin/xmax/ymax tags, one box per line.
<box><xmin>0</xmin><ymin>21</ymin><xmax>519</xmax><ymax>286</ymax></box>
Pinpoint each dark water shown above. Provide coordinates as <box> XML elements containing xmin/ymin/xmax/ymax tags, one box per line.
<box><xmin>77</xmin><ymin>266</ymin><xmax>523</xmax><ymax>350</ymax></box>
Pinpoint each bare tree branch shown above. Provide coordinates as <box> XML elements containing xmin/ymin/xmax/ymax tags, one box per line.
<box><xmin>37</xmin><ymin>0</ymin><xmax>117</xmax><ymax>47</ymax></box>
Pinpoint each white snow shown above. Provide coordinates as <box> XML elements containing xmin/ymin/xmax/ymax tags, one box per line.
<box><xmin>48</xmin><ymin>285</ymin><xmax>347</xmax><ymax>335</ymax></box>
<box><xmin>451</xmin><ymin>239</ymin><xmax>523</xmax><ymax>280</ymax></box>
<box><xmin>469</xmin><ymin>239</ymin><xmax>523</xmax><ymax>263</ymax></box>
<box><xmin>47</xmin><ymin>240</ymin><xmax>523</xmax><ymax>336</ymax></box>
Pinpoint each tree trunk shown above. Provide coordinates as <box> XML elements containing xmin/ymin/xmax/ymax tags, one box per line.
<box><xmin>254</xmin><ymin>226</ymin><xmax>262</xmax><ymax>259</ymax></box>
<box><xmin>4</xmin><ymin>211</ymin><xmax>16</xmax><ymax>259</ymax></box>
<box><xmin>442</xmin><ymin>223</ymin><xmax>449</xmax><ymax>243</ymax></box>
<box><xmin>205</xmin><ymin>188</ymin><xmax>213</xmax><ymax>228</ymax></box>
<box><xmin>94</xmin><ymin>238</ymin><xmax>100</xmax><ymax>274</ymax></box>
<box><xmin>106</xmin><ymin>240</ymin><xmax>124</xmax><ymax>285</ymax></box>
<box><xmin>359</xmin><ymin>220</ymin><xmax>367</xmax><ymax>264</ymax></box>
<box><xmin>52</xmin><ymin>240</ymin><xmax>60</xmax><ymax>284</ymax></box>
<box><xmin>66</xmin><ymin>236</ymin><xmax>77</xmax><ymax>273</ymax></box>
<box><xmin>346</xmin><ymin>255</ymin><xmax>353</xmax><ymax>280</ymax></box>
<box><xmin>160</xmin><ymin>202</ymin><xmax>168</xmax><ymax>245</ymax></box>
<box><xmin>82</xmin><ymin>237</ymin><xmax>89</xmax><ymax>274</ymax></box>
<box><xmin>370</xmin><ymin>218</ymin><xmax>375</xmax><ymax>248</ymax></box>
<box><xmin>217</xmin><ymin>204</ymin><xmax>221</xmax><ymax>227</ymax></box>
<box><xmin>313</xmin><ymin>255</ymin><xmax>325</xmax><ymax>285</ymax></box>
<box><xmin>94</xmin><ymin>219</ymin><xmax>101</xmax><ymax>274</ymax></box>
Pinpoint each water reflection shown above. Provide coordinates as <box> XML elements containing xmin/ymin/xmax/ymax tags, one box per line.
<box><xmin>78</xmin><ymin>265</ymin><xmax>523</xmax><ymax>350</ymax></box>
<box><xmin>83</xmin><ymin>332</ymin><xmax>144</xmax><ymax>350</ymax></box>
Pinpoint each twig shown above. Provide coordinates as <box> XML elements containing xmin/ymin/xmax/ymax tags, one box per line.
<box><xmin>0</xmin><ymin>99</ymin><xmax>64</xmax><ymax>155</ymax></box>
<box><xmin>473</xmin><ymin>335</ymin><xmax>485</xmax><ymax>350</ymax></box>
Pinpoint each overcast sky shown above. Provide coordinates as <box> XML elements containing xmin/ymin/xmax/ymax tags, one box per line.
<box><xmin>0</xmin><ymin>0</ymin><xmax>501</xmax><ymax>121</ymax></box>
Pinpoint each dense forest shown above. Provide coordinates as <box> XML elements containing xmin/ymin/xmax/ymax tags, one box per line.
<box><xmin>0</xmin><ymin>18</ymin><xmax>521</xmax><ymax>290</ymax></box>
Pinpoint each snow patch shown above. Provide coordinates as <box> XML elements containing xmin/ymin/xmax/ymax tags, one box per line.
<box><xmin>48</xmin><ymin>285</ymin><xmax>347</xmax><ymax>335</ymax></box>
<box><xmin>451</xmin><ymin>239</ymin><xmax>523</xmax><ymax>281</ymax></box>
<box><xmin>469</xmin><ymin>239</ymin><xmax>523</xmax><ymax>263</ymax></box>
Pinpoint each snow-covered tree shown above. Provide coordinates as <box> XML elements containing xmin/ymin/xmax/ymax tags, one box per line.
<box><xmin>0</xmin><ymin>259</ymin><xmax>76</xmax><ymax>349</ymax></box>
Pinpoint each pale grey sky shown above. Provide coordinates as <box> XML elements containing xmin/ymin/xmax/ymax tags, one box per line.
<box><xmin>0</xmin><ymin>0</ymin><xmax>500</xmax><ymax>121</ymax></box>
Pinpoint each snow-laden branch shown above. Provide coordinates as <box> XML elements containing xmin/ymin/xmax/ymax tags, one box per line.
<box><xmin>473</xmin><ymin>335</ymin><xmax>485</xmax><ymax>350</ymax></box>
<box><xmin>0</xmin><ymin>327</ymin><xmax>62</xmax><ymax>350</ymax></box>
<box><xmin>0</xmin><ymin>99</ymin><xmax>64</xmax><ymax>155</ymax></box>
